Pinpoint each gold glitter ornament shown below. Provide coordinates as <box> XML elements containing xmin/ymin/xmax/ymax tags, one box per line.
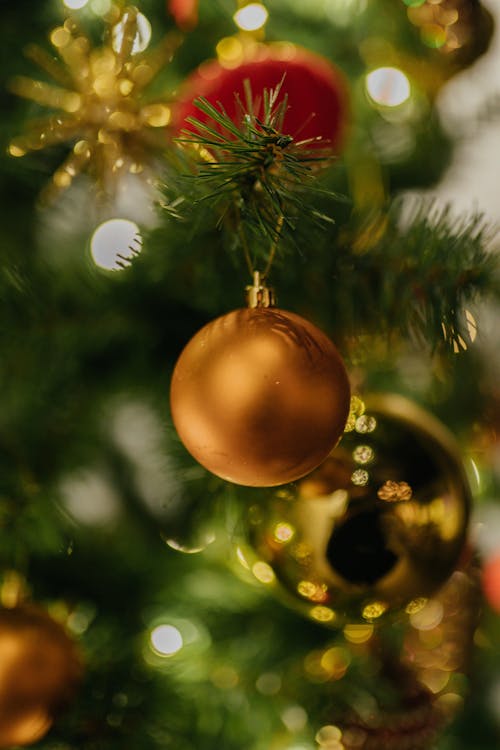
<box><xmin>9</xmin><ymin>5</ymin><xmax>178</xmax><ymax>200</ymax></box>
<box><xmin>239</xmin><ymin>394</ymin><xmax>470</xmax><ymax>624</ymax></box>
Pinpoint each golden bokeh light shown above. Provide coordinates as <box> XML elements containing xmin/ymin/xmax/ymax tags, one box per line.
<box><xmin>310</xmin><ymin>606</ymin><xmax>336</xmax><ymax>623</ymax></box>
<box><xmin>410</xmin><ymin>599</ymin><xmax>444</xmax><ymax>631</ymax></box>
<box><xmin>216</xmin><ymin>36</ymin><xmax>245</xmax><ymax>68</ymax></box>
<box><xmin>377</xmin><ymin>480</ymin><xmax>413</xmax><ymax>502</ymax></box>
<box><xmin>252</xmin><ymin>561</ymin><xmax>276</xmax><ymax>584</ymax></box>
<box><xmin>362</xmin><ymin>601</ymin><xmax>388</xmax><ymax>620</ymax></box>
<box><xmin>210</xmin><ymin>665</ymin><xmax>239</xmax><ymax>689</ymax></box>
<box><xmin>355</xmin><ymin>414</ymin><xmax>377</xmax><ymax>434</ymax></box>
<box><xmin>343</xmin><ymin>623</ymin><xmax>374</xmax><ymax>644</ymax></box>
<box><xmin>273</xmin><ymin>522</ymin><xmax>295</xmax><ymax>544</ymax></box>
<box><xmin>315</xmin><ymin>724</ymin><xmax>343</xmax><ymax>747</ymax></box>
<box><xmin>320</xmin><ymin>647</ymin><xmax>351</xmax><ymax>679</ymax></box>
<box><xmin>351</xmin><ymin>468</ymin><xmax>369</xmax><ymax>486</ymax></box>
<box><xmin>344</xmin><ymin>396</ymin><xmax>366</xmax><ymax>432</ymax></box>
<box><xmin>352</xmin><ymin>445</ymin><xmax>374</xmax><ymax>465</ymax></box>
<box><xmin>405</xmin><ymin>597</ymin><xmax>428</xmax><ymax>615</ymax></box>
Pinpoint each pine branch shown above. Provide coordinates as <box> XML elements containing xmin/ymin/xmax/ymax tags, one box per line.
<box><xmin>163</xmin><ymin>79</ymin><xmax>344</xmax><ymax>277</ymax></box>
<box><xmin>340</xmin><ymin>200</ymin><xmax>499</xmax><ymax>353</ymax></box>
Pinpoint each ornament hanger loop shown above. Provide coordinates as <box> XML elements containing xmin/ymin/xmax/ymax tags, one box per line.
<box><xmin>245</xmin><ymin>270</ymin><xmax>276</xmax><ymax>308</ymax></box>
<box><xmin>240</xmin><ymin>212</ymin><xmax>284</xmax><ymax>307</ymax></box>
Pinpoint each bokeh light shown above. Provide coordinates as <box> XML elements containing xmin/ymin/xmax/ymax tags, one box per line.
<box><xmin>252</xmin><ymin>561</ymin><xmax>276</xmax><ymax>584</ymax></box>
<box><xmin>281</xmin><ymin>704</ymin><xmax>308</xmax><ymax>732</ymax></box>
<box><xmin>91</xmin><ymin>0</ymin><xmax>111</xmax><ymax>14</ymax></box>
<box><xmin>343</xmin><ymin>623</ymin><xmax>374</xmax><ymax>644</ymax></box>
<box><xmin>60</xmin><ymin>469</ymin><xmax>121</xmax><ymax>526</ymax></box>
<box><xmin>351</xmin><ymin>468</ymin><xmax>369</xmax><ymax>486</ymax></box>
<box><xmin>310</xmin><ymin>606</ymin><xmax>336</xmax><ymax>623</ymax></box>
<box><xmin>90</xmin><ymin>218</ymin><xmax>142</xmax><ymax>270</ymax></box>
<box><xmin>150</xmin><ymin>625</ymin><xmax>183</xmax><ymax>656</ymax></box>
<box><xmin>63</xmin><ymin>0</ymin><xmax>89</xmax><ymax>8</ymax></box>
<box><xmin>256</xmin><ymin>672</ymin><xmax>281</xmax><ymax>695</ymax></box>
<box><xmin>362</xmin><ymin>601</ymin><xmax>388</xmax><ymax>620</ymax></box>
<box><xmin>315</xmin><ymin>725</ymin><xmax>343</xmax><ymax>745</ymax></box>
<box><xmin>353</xmin><ymin>445</ymin><xmax>374</xmax><ymax>465</ymax></box>
<box><xmin>410</xmin><ymin>599</ymin><xmax>444</xmax><ymax>630</ymax></box>
<box><xmin>112</xmin><ymin>11</ymin><xmax>152</xmax><ymax>55</ymax></box>
<box><xmin>233</xmin><ymin>3</ymin><xmax>269</xmax><ymax>31</ymax></box>
<box><xmin>366</xmin><ymin>67</ymin><xmax>411</xmax><ymax>107</ymax></box>
<box><xmin>165</xmin><ymin>534</ymin><xmax>215</xmax><ymax>554</ymax></box>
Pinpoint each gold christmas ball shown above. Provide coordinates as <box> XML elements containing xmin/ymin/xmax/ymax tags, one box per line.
<box><xmin>240</xmin><ymin>394</ymin><xmax>470</xmax><ymax>623</ymax></box>
<box><xmin>331</xmin><ymin>560</ymin><xmax>481</xmax><ymax>750</ymax></box>
<box><xmin>0</xmin><ymin>606</ymin><xmax>82</xmax><ymax>748</ymax></box>
<box><xmin>170</xmin><ymin>307</ymin><xmax>351</xmax><ymax>487</ymax></box>
<box><xmin>0</xmin><ymin>708</ymin><xmax>52</xmax><ymax>750</ymax></box>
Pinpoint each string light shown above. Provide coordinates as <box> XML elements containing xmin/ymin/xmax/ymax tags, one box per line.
<box><xmin>233</xmin><ymin>3</ymin><xmax>269</xmax><ymax>32</ymax></box>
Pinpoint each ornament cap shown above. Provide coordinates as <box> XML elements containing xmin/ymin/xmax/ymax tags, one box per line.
<box><xmin>245</xmin><ymin>271</ymin><xmax>276</xmax><ymax>308</ymax></box>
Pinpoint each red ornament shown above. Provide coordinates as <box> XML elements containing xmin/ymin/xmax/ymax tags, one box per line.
<box><xmin>482</xmin><ymin>553</ymin><xmax>500</xmax><ymax>612</ymax></box>
<box><xmin>168</xmin><ymin>0</ymin><xmax>198</xmax><ymax>30</ymax></box>
<box><xmin>173</xmin><ymin>45</ymin><xmax>349</xmax><ymax>151</ymax></box>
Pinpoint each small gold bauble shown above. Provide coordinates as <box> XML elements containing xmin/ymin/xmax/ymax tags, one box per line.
<box><xmin>170</xmin><ymin>307</ymin><xmax>350</xmax><ymax>487</ymax></box>
<box><xmin>0</xmin><ymin>606</ymin><xmax>82</xmax><ymax>748</ymax></box>
<box><xmin>241</xmin><ymin>394</ymin><xmax>471</xmax><ymax>623</ymax></box>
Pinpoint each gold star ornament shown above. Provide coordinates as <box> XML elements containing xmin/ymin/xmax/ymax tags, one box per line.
<box><xmin>9</xmin><ymin>5</ymin><xmax>178</xmax><ymax>200</ymax></box>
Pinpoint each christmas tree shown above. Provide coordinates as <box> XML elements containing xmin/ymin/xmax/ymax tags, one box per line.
<box><xmin>1</xmin><ymin>1</ymin><xmax>499</xmax><ymax>748</ymax></box>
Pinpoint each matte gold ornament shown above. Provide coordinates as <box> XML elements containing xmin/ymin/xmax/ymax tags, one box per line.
<box><xmin>0</xmin><ymin>605</ymin><xmax>82</xmax><ymax>748</ymax></box>
<box><xmin>170</xmin><ymin>287</ymin><xmax>350</xmax><ymax>487</ymax></box>
<box><xmin>240</xmin><ymin>394</ymin><xmax>470</xmax><ymax>622</ymax></box>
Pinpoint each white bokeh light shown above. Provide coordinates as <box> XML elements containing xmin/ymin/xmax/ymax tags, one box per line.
<box><xmin>91</xmin><ymin>0</ymin><xmax>111</xmax><ymax>14</ymax></box>
<box><xmin>112</xmin><ymin>12</ymin><xmax>152</xmax><ymax>55</ymax></box>
<box><xmin>233</xmin><ymin>3</ymin><xmax>269</xmax><ymax>31</ymax></box>
<box><xmin>60</xmin><ymin>469</ymin><xmax>121</xmax><ymax>526</ymax></box>
<box><xmin>150</xmin><ymin>625</ymin><xmax>183</xmax><ymax>656</ymax></box>
<box><xmin>63</xmin><ymin>0</ymin><xmax>89</xmax><ymax>9</ymax></box>
<box><xmin>366</xmin><ymin>67</ymin><xmax>411</xmax><ymax>107</ymax></box>
<box><xmin>90</xmin><ymin>218</ymin><xmax>142</xmax><ymax>270</ymax></box>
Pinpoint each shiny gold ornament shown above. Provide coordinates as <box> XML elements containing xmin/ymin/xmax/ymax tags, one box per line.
<box><xmin>0</xmin><ymin>605</ymin><xmax>82</xmax><ymax>748</ymax></box>
<box><xmin>9</xmin><ymin>5</ymin><xmax>178</xmax><ymax>200</ymax></box>
<box><xmin>330</xmin><ymin>561</ymin><xmax>480</xmax><ymax>750</ymax></box>
<box><xmin>170</xmin><ymin>305</ymin><xmax>350</xmax><ymax>487</ymax></box>
<box><xmin>240</xmin><ymin>394</ymin><xmax>470</xmax><ymax>622</ymax></box>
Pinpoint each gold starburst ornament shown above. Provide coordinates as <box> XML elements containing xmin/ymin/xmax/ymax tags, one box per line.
<box><xmin>9</xmin><ymin>5</ymin><xmax>177</xmax><ymax>200</ymax></box>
